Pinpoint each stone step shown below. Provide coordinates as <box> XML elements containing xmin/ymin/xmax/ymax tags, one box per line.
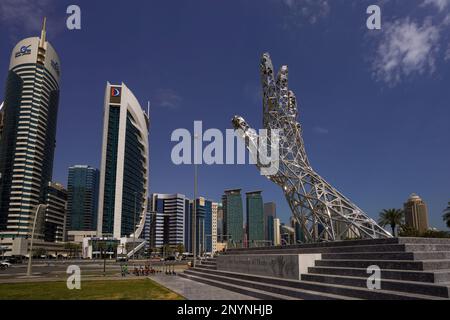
<box><xmin>322</xmin><ymin>252</ymin><xmax>415</xmax><ymax>261</ymax></box>
<box><xmin>226</xmin><ymin>238</ymin><xmax>450</xmax><ymax>255</ymax></box>
<box><xmin>405</xmin><ymin>244</ymin><xmax>450</xmax><ymax>252</ymax></box>
<box><xmin>307</xmin><ymin>266</ymin><xmax>440</xmax><ymax>283</ymax></box>
<box><xmin>179</xmin><ymin>273</ymin><xmax>298</xmax><ymax>300</ymax></box>
<box><xmin>316</xmin><ymin>259</ymin><xmax>450</xmax><ymax>271</ymax></box>
<box><xmin>300</xmin><ymin>273</ymin><xmax>450</xmax><ymax>298</ymax></box>
<box><xmin>224</xmin><ymin>244</ymin><xmax>450</xmax><ymax>256</ymax></box>
<box><xmin>399</xmin><ymin>238</ymin><xmax>450</xmax><ymax>245</ymax></box>
<box><xmin>196</xmin><ymin>264</ymin><xmax>217</xmax><ymax>270</ymax></box>
<box><xmin>185</xmin><ymin>268</ymin><xmax>445</xmax><ymax>300</ymax></box>
<box><xmin>184</xmin><ymin>269</ymin><xmax>357</xmax><ymax>300</ymax></box>
<box><xmin>223</xmin><ymin>244</ymin><xmax>406</xmax><ymax>255</ymax></box>
<box><xmin>321</xmin><ymin>251</ymin><xmax>450</xmax><ymax>261</ymax></box>
<box><xmin>226</xmin><ymin>238</ymin><xmax>402</xmax><ymax>254</ymax></box>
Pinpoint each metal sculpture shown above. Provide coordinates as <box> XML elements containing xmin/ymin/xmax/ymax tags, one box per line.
<box><xmin>232</xmin><ymin>53</ymin><xmax>392</xmax><ymax>242</ymax></box>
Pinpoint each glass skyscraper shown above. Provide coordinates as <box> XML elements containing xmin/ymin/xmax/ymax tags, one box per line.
<box><xmin>0</xmin><ymin>19</ymin><xmax>61</xmax><ymax>239</ymax></box>
<box><xmin>44</xmin><ymin>182</ymin><xmax>67</xmax><ymax>243</ymax></box>
<box><xmin>67</xmin><ymin>165</ymin><xmax>99</xmax><ymax>231</ymax></box>
<box><xmin>222</xmin><ymin>189</ymin><xmax>244</xmax><ymax>247</ymax></box>
<box><xmin>97</xmin><ymin>83</ymin><xmax>149</xmax><ymax>239</ymax></box>
<box><xmin>264</xmin><ymin>202</ymin><xmax>276</xmax><ymax>245</ymax></box>
<box><xmin>246</xmin><ymin>191</ymin><xmax>264</xmax><ymax>247</ymax></box>
<box><xmin>149</xmin><ymin>193</ymin><xmax>187</xmax><ymax>249</ymax></box>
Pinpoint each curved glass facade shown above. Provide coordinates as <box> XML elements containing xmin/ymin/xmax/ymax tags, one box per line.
<box><xmin>0</xmin><ymin>33</ymin><xmax>61</xmax><ymax>239</ymax></box>
<box><xmin>97</xmin><ymin>83</ymin><xmax>149</xmax><ymax>239</ymax></box>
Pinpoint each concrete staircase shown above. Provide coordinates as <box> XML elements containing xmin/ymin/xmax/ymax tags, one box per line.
<box><xmin>180</xmin><ymin>238</ymin><xmax>450</xmax><ymax>300</ymax></box>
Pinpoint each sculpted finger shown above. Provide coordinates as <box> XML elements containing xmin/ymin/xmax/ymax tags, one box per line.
<box><xmin>277</xmin><ymin>65</ymin><xmax>289</xmax><ymax>114</ymax></box>
<box><xmin>260</xmin><ymin>53</ymin><xmax>277</xmax><ymax>124</ymax></box>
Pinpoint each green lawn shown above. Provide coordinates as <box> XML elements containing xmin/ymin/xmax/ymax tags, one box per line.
<box><xmin>0</xmin><ymin>279</ymin><xmax>184</xmax><ymax>300</ymax></box>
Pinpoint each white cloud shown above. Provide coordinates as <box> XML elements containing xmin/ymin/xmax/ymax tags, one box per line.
<box><xmin>313</xmin><ymin>126</ymin><xmax>329</xmax><ymax>135</ymax></box>
<box><xmin>372</xmin><ymin>18</ymin><xmax>441</xmax><ymax>85</ymax></box>
<box><xmin>154</xmin><ymin>89</ymin><xmax>182</xmax><ymax>109</ymax></box>
<box><xmin>422</xmin><ymin>0</ymin><xmax>450</xmax><ymax>11</ymax></box>
<box><xmin>281</xmin><ymin>0</ymin><xmax>330</xmax><ymax>25</ymax></box>
<box><xmin>0</xmin><ymin>0</ymin><xmax>55</xmax><ymax>35</ymax></box>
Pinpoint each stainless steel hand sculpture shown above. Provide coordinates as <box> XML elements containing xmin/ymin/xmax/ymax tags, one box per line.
<box><xmin>232</xmin><ymin>53</ymin><xmax>392</xmax><ymax>242</ymax></box>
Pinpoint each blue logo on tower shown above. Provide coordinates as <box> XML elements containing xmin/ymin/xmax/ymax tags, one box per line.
<box><xmin>15</xmin><ymin>45</ymin><xmax>32</xmax><ymax>58</ymax></box>
<box><xmin>51</xmin><ymin>60</ymin><xmax>60</xmax><ymax>77</ymax></box>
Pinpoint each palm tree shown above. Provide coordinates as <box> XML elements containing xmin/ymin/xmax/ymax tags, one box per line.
<box><xmin>378</xmin><ymin>209</ymin><xmax>405</xmax><ymax>237</ymax></box>
<box><xmin>443</xmin><ymin>203</ymin><xmax>450</xmax><ymax>229</ymax></box>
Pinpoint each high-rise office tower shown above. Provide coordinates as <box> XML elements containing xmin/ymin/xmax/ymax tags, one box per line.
<box><xmin>211</xmin><ymin>202</ymin><xmax>218</xmax><ymax>253</ymax></box>
<box><xmin>217</xmin><ymin>203</ymin><xmax>224</xmax><ymax>242</ymax></box>
<box><xmin>404</xmin><ymin>194</ymin><xmax>430</xmax><ymax>233</ymax></box>
<box><xmin>246</xmin><ymin>191</ymin><xmax>264</xmax><ymax>247</ymax></box>
<box><xmin>264</xmin><ymin>202</ymin><xmax>276</xmax><ymax>245</ymax></box>
<box><xmin>0</xmin><ymin>102</ymin><xmax>4</xmax><ymax>141</ymax></box>
<box><xmin>97</xmin><ymin>83</ymin><xmax>149</xmax><ymax>239</ymax></box>
<box><xmin>222</xmin><ymin>189</ymin><xmax>244</xmax><ymax>247</ymax></box>
<box><xmin>0</xmin><ymin>19</ymin><xmax>61</xmax><ymax>239</ymax></box>
<box><xmin>149</xmin><ymin>194</ymin><xmax>187</xmax><ymax>248</ymax></box>
<box><xmin>188</xmin><ymin>197</ymin><xmax>212</xmax><ymax>254</ymax></box>
<box><xmin>44</xmin><ymin>182</ymin><xmax>67</xmax><ymax>242</ymax></box>
<box><xmin>200</xmin><ymin>198</ymin><xmax>212</xmax><ymax>254</ymax></box>
<box><xmin>273</xmin><ymin>218</ymin><xmax>281</xmax><ymax>246</ymax></box>
<box><xmin>67</xmin><ymin>165</ymin><xmax>99</xmax><ymax>232</ymax></box>
<box><xmin>290</xmin><ymin>216</ymin><xmax>302</xmax><ymax>244</ymax></box>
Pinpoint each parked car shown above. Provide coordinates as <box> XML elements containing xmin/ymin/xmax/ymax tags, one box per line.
<box><xmin>164</xmin><ymin>256</ymin><xmax>176</xmax><ymax>261</ymax></box>
<box><xmin>6</xmin><ymin>256</ymin><xmax>23</xmax><ymax>264</ymax></box>
<box><xmin>0</xmin><ymin>261</ymin><xmax>11</xmax><ymax>270</ymax></box>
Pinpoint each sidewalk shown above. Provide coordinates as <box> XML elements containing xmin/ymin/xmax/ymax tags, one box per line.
<box><xmin>150</xmin><ymin>274</ymin><xmax>258</xmax><ymax>300</ymax></box>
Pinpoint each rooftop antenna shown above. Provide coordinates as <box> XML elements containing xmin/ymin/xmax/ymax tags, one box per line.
<box><xmin>39</xmin><ymin>17</ymin><xmax>47</xmax><ymax>47</ymax></box>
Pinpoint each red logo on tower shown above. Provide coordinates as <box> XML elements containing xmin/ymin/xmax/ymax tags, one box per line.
<box><xmin>110</xmin><ymin>87</ymin><xmax>122</xmax><ymax>104</ymax></box>
<box><xmin>111</xmin><ymin>87</ymin><xmax>121</xmax><ymax>97</ymax></box>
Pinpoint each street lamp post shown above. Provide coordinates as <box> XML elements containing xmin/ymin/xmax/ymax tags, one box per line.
<box><xmin>192</xmin><ymin>134</ymin><xmax>199</xmax><ymax>268</ymax></box>
<box><xmin>27</xmin><ymin>204</ymin><xmax>47</xmax><ymax>277</ymax></box>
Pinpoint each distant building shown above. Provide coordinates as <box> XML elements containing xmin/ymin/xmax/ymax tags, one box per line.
<box><xmin>97</xmin><ymin>83</ymin><xmax>149</xmax><ymax>240</ymax></box>
<box><xmin>290</xmin><ymin>216</ymin><xmax>303</xmax><ymax>244</ymax></box>
<box><xmin>264</xmin><ymin>203</ymin><xmax>276</xmax><ymax>246</ymax></box>
<box><xmin>149</xmin><ymin>194</ymin><xmax>187</xmax><ymax>249</ymax></box>
<box><xmin>404</xmin><ymin>194</ymin><xmax>429</xmax><ymax>233</ymax></box>
<box><xmin>246</xmin><ymin>191</ymin><xmax>264</xmax><ymax>247</ymax></box>
<box><xmin>67</xmin><ymin>165</ymin><xmax>99</xmax><ymax>232</ymax></box>
<box><xmin>67</xmin><ymin>230</ymin><xmax>97</xmax><ymax>244</ymax></box>
<box><xmin>281</xmin><ymin>223</ymin><xmax>295</xmax><ymax>245</ymax></box>
<box><xmin>190</xmin><ymin>197</ymin><xmax>212</xmax><ymax>255</ymax></box>
<box><xmin>44</xmin><ymin>182</ymin><xmax>67</xmax><ymax>243</ymax></box>
<box><xmin>212</xmin><ymin>202</ymin><xmax>218</xmax><ymax>253</ymax></box>
<box><xmin>222</xmin><ymin>189</ymin><xmax>244</xmax><ymax>247</ymax></box>
<box><xmin>217</xmin><ymin>203</ymin><xmax>224</xmax><ymax>242</ymax></box>
<box><xmin>273</xmin><ymin>218</ymin><xmax>281</xmax><ymax>246</ymax></box>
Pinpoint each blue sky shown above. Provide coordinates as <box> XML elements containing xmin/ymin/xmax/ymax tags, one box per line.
<box><xmin>0</xmin><ymin>0</ymin><xmax>449</xmax><ymax>230</ymax></box>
